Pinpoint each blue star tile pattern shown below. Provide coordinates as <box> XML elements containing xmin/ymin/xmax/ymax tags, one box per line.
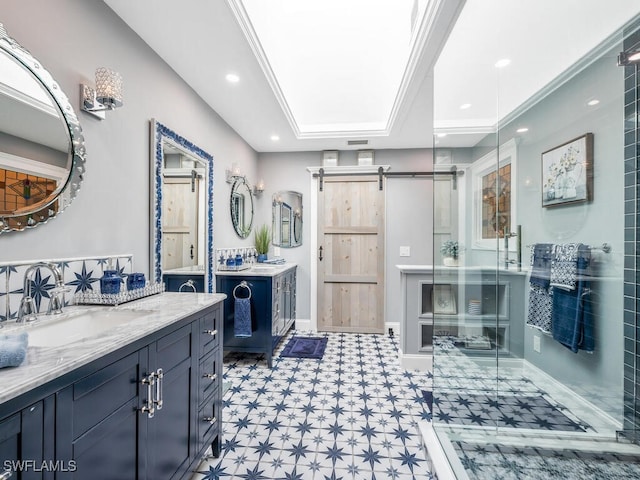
<box><xmin>191</xmin><ymin>331</ymin><xmax>434</xmax><ymax>479</ymax></box>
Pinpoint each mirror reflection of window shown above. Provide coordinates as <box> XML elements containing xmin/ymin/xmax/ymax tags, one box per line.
<box><xmin>481</xmin><ymin>163</ymin><xmax>511</xmax><ymax>239</ymax></box>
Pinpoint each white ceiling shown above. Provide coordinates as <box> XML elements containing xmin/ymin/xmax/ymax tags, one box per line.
<box><xmin>104</xmin><ymin>0</ymin><xmax>640</xmax><ymax>153</ymax></box>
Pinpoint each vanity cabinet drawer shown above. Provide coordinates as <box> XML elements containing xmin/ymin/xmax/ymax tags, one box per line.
<box><xmin>199</xmin><ymin>350</ymin><xmax>221</xmax><ymax>406</ymax></box>
<box><xmin>197</xmin><ymin>397</ymin><xmax>220</xmax><ymax>452</ymax></box>
<box><xmin>199</xmin><ymin>307</ymin><xmax>221</xmax><ymax>357</ymax></box>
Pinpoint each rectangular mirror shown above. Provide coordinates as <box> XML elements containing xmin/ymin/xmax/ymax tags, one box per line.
<box><xmin>150</xmin><ymin>119</ymin><xmax>214</xmax><ymax>292</ymax></box>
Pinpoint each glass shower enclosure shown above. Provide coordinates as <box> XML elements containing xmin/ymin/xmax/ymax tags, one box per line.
<box><xmin>430</xmin><ymin>4</ymin><xmax>640</xmax><ymax>478</ymax></box>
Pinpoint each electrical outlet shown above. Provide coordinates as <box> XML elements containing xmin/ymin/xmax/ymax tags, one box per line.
<box><xmin>273</xmin><ymin>246</ymin><xmax>281</xmax><ymax>257</ymax></box>
<box><xmin>399</xmin><ymin>246</ymin><xmax>411</xmax><ymax>257</ymax></box>
<box><xmin>533</xmin><ymin>335</ymin><xmax>541</xmax><ymax>353</ymax></box>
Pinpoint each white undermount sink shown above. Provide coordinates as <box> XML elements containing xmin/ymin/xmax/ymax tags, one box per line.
<box><xmin>25</xmin><ymin>308</ymin><xmax>151</xmax><ymax>348</ymax></box>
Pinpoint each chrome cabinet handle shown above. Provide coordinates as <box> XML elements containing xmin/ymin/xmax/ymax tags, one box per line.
<box><xmin>154</xmin><ymin>368</ymin><xmax>164</xmax><ymax>410</ymax></box>
<box><xmin>141</xmin><ymin>373</ymin><xmax>156</xmax><ymax>418</ymax></box>
<box><xmin>203</xmin><ymin>416</ymin><xmax>216</xmax><ymax>424</ymax></box>
<box><xmin>203</xmin><ymin>373</ymin><xmax>217</xmax><ymax>381</ymax></box>
<box><xmin>203</xmin><ymin>329</ymin><xmax>218</xmax><ymax>336</ymax></box>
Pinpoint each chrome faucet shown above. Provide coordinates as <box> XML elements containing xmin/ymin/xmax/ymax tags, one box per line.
<box><xmin>17</xmin><ymin>262</ymin><xmax>66</xmax><ymax>322</ymax></box>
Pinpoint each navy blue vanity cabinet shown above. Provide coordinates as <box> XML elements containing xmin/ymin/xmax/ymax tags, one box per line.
<box><xmin>48</xmin><ymin>302</ymin><xmax>223</xmax><ymax>480</ymax></box>
<box><xmin>0</xmin><ymin>397</ymin><xmax>55</xmax><ymax>480</ymax></box>
<box><xmin>163</xmin><ymin>273</ymin><xmax>205</xmax><ymax>292</ymax></box>
<box><xmin>216</xmin><ymin>265</ymin><xmax>296</xmax><ymax>368</ymax></box>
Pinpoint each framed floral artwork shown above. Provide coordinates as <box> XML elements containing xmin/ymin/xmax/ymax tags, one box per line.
<box><xmin>541</xmin><ymin>133</ymin><xmax>593</xmax><ymax>208</ymax></box>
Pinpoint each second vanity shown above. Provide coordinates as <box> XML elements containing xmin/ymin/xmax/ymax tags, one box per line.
<box><xmin>0</xmin><ymin>292</ymin><xmax>225</xmax><ymax>480</ymax></box>
<box><xmin>216</xmin><ymin>263</ymin><xmax>297</xmax><ymax>368</ymax></box>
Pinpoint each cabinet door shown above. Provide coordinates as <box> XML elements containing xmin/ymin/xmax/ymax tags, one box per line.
<box><xmin>55</xmin><ymin>351</ymin><xmax>146</xmax><ymax>480</ymax></box>
<box><xmin>0</xmin><ymin>413</ymin><xmax>19</xmax><ymax>478</ymax></box>
<box><xmin>146</xmin><ymin>324</ymin><xmax>196</xmax><ymax>480</ymax></box>
<box><xmin>1</xmin><ymin>398</ymin><xmax>54</xmax><ymax>480</ymax></box>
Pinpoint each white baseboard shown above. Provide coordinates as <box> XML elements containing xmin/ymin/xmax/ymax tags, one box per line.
<box><xmin>386</xmin><ymin>321</ymin><xmax>400</xmax><ymax>336</ymax></box>
<box><xmin>294</xmin><ymin>319</ymin><xmax>312</xmax><ymax>331</ymax></box>
<box><xmin>400</xmin><ymin>353</ymin><xmax>432</xmax><ymax>372</ymax></box>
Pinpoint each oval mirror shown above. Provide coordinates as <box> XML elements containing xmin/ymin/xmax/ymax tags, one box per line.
<box><xmin>150</xmin><ymin>119</ymin><xmax>214</xmax><ymax>292</ymax></box>
<box><xmin>230</xmin><ymin>176</ymin><xmax>254</xmax><ymax>238</ymax></box>
<box><xmin>0</xmin><ymin>24</ymin><xmax>85</xmax><ymax>233</ymax></box>
<box><xmin>272</xmin><ymin>191</ymin><xmax>303</xmax><ymax>247</ymax></box>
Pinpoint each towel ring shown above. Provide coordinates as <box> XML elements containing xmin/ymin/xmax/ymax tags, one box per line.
<box><xmin>233</xmin><ymin>281</ymin><xmax>252</xmax><ymax>300</ymax></box>
<box><xmin>179</xmin><ymin>279</ymin><xmax>197</xmax><ymax>293</ymax></box>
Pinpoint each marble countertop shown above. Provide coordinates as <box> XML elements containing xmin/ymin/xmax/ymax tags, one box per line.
<box><xmin>0</xmin><ymin>292</ymin><xmax>226</xmax><ymax>405</ymax></box>
<box><xmin>215</xmin><ymin>262</ymin><xmax>297</xmax><ymax>277</ymax></box>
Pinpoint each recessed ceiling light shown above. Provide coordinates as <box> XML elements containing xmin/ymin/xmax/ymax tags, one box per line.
<box><xmin>459</xmin><ymin>103</ymin><xmax>472</xmax><ymax>110</ymax></box>
<box><xmin>587</xmin><ymin>99</ymin><xmax>600</xmax><ymax>106</ymax></box>
<box><xmin>495</xmin><ymin>58</ymin><xmax>511</xmax><ymax>68</ymax></box>
<box><xmin>516</xmin><ymin>127</ymin><xmax>528</xmax><ymax>133</ymax></box>
<box><xmin>270</xmin><ymin>135</ymin><xmax>280</xmax><ymax>141</ymax></box>
<box><xmin>225</xmin><ymin>73</ymin><xmax>240</xmax><ymax>83</ymax></box>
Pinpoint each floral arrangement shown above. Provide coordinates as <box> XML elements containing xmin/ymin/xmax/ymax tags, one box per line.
<box><xmin>543</xmin><ymin>145</ymin><xmax>580</xmax><ymax>197</ymax></box>
<box><xmin>440</xmin><ymin>240</ymin><xmax>459</xmax><ymax>259</ymax></box>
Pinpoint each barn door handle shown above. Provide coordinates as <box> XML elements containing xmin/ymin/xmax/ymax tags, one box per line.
<box><xmin>318</xmin><ymin>246</ymin><xmax>323</xmax><ymax>261</ymax></box>
<box><xmin>190</xmin><ymin>244</ymin><xmax>194</xmax><ymax>259</ymax></box>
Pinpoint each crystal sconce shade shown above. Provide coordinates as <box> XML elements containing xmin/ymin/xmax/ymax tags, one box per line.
<box><xmin>95</xmin><ymin>67</ymin><xmax>123</xmax><ymax>109</ymax></box>
<box><xmin>80</xmin><ymin>67</ymin><xmax>123</xmax><ymax>120</ymax></box>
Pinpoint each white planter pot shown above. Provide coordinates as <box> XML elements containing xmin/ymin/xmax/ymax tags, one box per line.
<box><xmin>443</xmin><ymin>257</ymin><xmax>458</xmax><ymax>267</ymax></box>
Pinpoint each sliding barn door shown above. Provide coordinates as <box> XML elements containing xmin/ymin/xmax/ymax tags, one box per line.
<box><xmin>317</xmin><ymin>175</ymin><xmax>385</xmax><ymax>333</ymax></box>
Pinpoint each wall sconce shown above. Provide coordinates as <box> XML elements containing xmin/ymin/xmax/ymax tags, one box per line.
<box><xmin>225</xmin><ymin>163</ymin><xmax>242</xmax><ymax>183</ymax></box>
<box><xmin>618</xmin><ymin>49</ymin><xmax>640</xmax><ymax>66</ymax></box>
<box><xmin>253</xmin><ymin>179</ymin><xmax>265</xmax><ymax>196</ymax></box>
<box><xmin>80</xmin><ymin>67</ymin><xmax>123</xmax><ymax>120</ymax></box>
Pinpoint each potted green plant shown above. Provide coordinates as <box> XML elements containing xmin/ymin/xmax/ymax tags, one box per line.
<box><xmin>254</xmin><ymin>224</ymin><xmax>271</xmax><ymax>263</ymax></box>
<box><xmin>440</xmin><ymin>240</ymin><xmax>459</xmax><ymax>267</ymax></box>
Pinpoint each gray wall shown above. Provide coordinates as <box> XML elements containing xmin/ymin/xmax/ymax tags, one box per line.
<box><xmin>256</xmin><ymin>149</ymin><xmax>434</xmax><ymax>325</ymax></box>
<box><xmin>0</xmin><ymin>0</ymin><xmax>258</xmax><ymax>270</ymax></box>
<box><xmin>459</xmin><ymin>48</ymin><xmax>624</xmax><ymax>415</ymax></box>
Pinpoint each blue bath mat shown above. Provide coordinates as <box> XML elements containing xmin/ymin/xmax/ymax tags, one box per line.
<box><xmin>280</xmin><ymin>336</ymin><xmax>328</xmax><ymax>359</ymax></box>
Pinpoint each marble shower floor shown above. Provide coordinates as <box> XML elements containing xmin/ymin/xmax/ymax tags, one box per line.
<box><xmin>190</xmin><ymin>331</ymin><xmax>434</xmax><ymax>480</ymax></box>
<box><xmin>429</xmin><ymin>340</ymin><xmax>640</xmax><ymax>479</ymax></box>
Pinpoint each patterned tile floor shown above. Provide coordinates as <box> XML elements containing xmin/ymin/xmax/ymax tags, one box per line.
<box><xmin>190</xmin><ymin>331</ymin><xmax>435</xmax><ymax>480</ymax></box>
